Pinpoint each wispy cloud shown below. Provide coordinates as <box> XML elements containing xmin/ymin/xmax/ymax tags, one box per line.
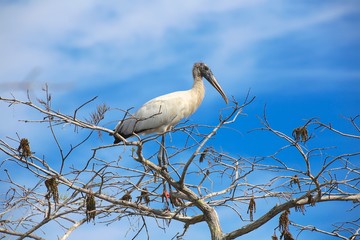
<box><xmin>1</xmin><ymin>1</ymin><xmax>358</xmax><ymax>98</ymax></box>
<box><xmin>1</xmin><ymin>0</ymin><xmax>358</xmax><ymax>138</ymax></box>
<box><xmin>205</xmin><ymin>2</ymin><xmax>360</xmax><ymax>92</ymax></box>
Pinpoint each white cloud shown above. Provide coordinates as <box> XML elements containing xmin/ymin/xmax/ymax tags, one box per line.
<box><xmin>1</xmin><ymin>1</ymin><xmax>358</xmax><ymax>95</ymax></box>
<box><xmin>208</xmin><ymin>3</ymin><xmax>360</xmax><ymax>71</ymax></box>
<box><xmin>0</xmin><ymin>1</ymin><xmax>282</xmax><ymax>84</ymax></box>
<box><xmin>1</xmin><ymin>0</ymin><xmax>358</xmax><ymax>148</ymax></box>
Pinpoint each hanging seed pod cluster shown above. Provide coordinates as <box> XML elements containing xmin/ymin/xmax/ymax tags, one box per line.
<box><xmin>278</xmin><ymin>209</ymin><xmax>294</xmax><ymax>240</ymax></box>
<box><xmin>292</xmin><ymin>126</ymin><xmax>308</xmax><ymax>142</ymax></box>
<box><xmin>170</xmin><ymin>194</ymin><xmax>184</xmax><ymax>208</ymax></box>
<box><xmin>45</xmin><ymin>177</ymin><xmax>59</xmax><ymax>203</ymax></box>
<box><xmin>289</xmin><ymin>175</ymin><xmax>301</xmax><ymax>190</ymax></box>
<box><xmin>18</xmin><ymin>138</ymin><xmax>31</xmax><ymax>158</ymax></box>
<box><xmin>137</xmin><ymin>188</ymin><xmax>150</xmax><ymax>205</ymax></box>
<box><xmin>247</xmin><ymin>196</ymin><xmax>256</xmax><ymax>222</ymax></box>
<box><xmin>121</xmin><ymin>191</ymin><xmax>132</xmax><ymax>201</ymax></box>
<box><xmin>294</xmin><ymin>204</ymin><xmax>306</xmax><ymax>215</ymax></box>
<box><xmin>86</xmin><ymin>192</ymin><xmax>96</xmax><ymax>223</ymax></box>
<box><xmin>272</xmin><ymin>232</ymin><xmax>278</xmax><ymax>240</ymax></box>
<box><xmin>307</xmin><ymin>192</ymin><xmax>316</xmax><ymax>206</ymax></box>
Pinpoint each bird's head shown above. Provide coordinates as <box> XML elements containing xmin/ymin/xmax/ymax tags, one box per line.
<box><xmin>193</xmin><ymin>62</ymin><xmax>228</xmax><ymax>104</ymax></box>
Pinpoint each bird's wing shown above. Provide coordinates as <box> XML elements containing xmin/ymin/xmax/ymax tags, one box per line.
<box><xmin>115</xmin><ymin>91</ymin><xmax>191</xmax><ymax>138</ymax></box>
<box><xmin>133</xmin><ymin>97</ymin><xmax>182</xmax><ymax>133</ymax></box>
<box><xmin>114</xmin><ymin>117</ymin><xmax>137</xmax><ymax>139</ymax></box>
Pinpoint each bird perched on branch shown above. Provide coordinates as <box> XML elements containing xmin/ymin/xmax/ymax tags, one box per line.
<box><xmin>113</xmin><ymin>62</ymin><xmax>228</xmax><ymax>168</ymax></box>
<box><xmin>113</xmin><ymin>62</ymin><xmax>228</xmax><ymax>144</ymax></box>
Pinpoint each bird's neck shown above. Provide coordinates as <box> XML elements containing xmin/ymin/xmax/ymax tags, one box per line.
<box><xmin>191</xmin><ymin>77</ymin><xmax>205</xmax><ymax>108</ymax></box>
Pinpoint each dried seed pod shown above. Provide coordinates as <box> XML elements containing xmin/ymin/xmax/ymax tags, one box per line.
<box><xmin>170</xmin><ymin>194</ymin><xmax>184</xmax><ymax>208</ymax></box>
<box><xmin>142</xmin><ymin>188</ymin><xmax>150</xmax><ymax>205</ymax></box>
<box><xmin>121</xmin><ymin>192</ymin><xmax>132</xmax><ymax>202</ymax></box>
<box><xmin>292</xmin><ymin>126</ymin><xmax>308</xmax><ymax>142</ymax></box>
<box><xmin>280</xmin><ymin>230</ymin><xmax>294</xmax><ymax>240</ymax></box>
<box><xmin>300</xmin><ymin>127</ymin><xmax>308</xmax><ymax>141</ymax></box>
<box><xmin>279</xmin><ymin>209</ymin><xmax>290</xmax><ymax>233</ymax></box>
<box><xmin>137</xmin><ymin>188</ymin><xmax>150</xmax><ymax>205</ymax></box>
<box><xmin>289</xmin><ymin>175</ymin><xmax>301</xmax><ymax>191</ymax></box>
<box><xmin>45</xmin><ymin>177</ymin><xmax>59</xmax><ymax>203</ymax></box>
<box><xmin>18</xmin><ymin>138</ymin><xmax>31</xmax><ymax>158</ymax></box>
<box><xmin>307</xmin><ymin>192</ymin><xmax>316</xmax><ymax>206</ymax></box>
<box><xmin>292</xmin><ymin>127</ymin><xmax>301</xmax><ymax>141</ymax></box>
<box><xmin>247</xmin><ymin>196</ymin><xmax>256</xmax><ymax>221</ymax></box>
<box><xmin>86</xmin><ymin>192</ymin><xmax>96</xmax><ymax>223</ymax></box>
<box><xmin>294</xmin><ymin>204</ymin><xmax>306</xmax><ymax>215</ymax></box>
<box><xmin>199</xmin><ymin>147</ymin><xmax>210</xmax><ymax>163</ymax></box>
<box><xmin>272</xmin><ymin>232</ymin><xmax>279</xmax><ymax>240</ymax></box>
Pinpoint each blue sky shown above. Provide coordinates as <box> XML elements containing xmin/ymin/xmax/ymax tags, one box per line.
<box><xmin>0</xmin><ymin>1</ymin><xmax>359</xmax><ymax>239</ymax></box>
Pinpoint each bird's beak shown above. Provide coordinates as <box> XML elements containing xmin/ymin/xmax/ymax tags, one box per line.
<box><xmin>204</xmin><ymin>72</ymin><xmax>229</xmax><ymax>104</ymax></box>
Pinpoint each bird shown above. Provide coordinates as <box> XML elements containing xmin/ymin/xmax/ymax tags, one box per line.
<box><xmin>113</xmin><ymin>62</ymin><xmax>228</xmax><ymax>145</ymax></box>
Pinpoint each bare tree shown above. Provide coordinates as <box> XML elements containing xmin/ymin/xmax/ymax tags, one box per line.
<box><xmin>0</xmin><ymin>88</ymin><xmax>359</xmax><ymax>240</ymax></box>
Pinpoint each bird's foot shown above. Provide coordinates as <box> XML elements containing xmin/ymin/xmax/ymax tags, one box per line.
<box><xmin>161</xmin><ymin>165</ymin><xmax>168</xmax><ymax>173</ymax></box>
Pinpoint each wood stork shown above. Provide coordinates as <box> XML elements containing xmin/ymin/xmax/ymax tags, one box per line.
<box><xmin>113</xmin><ymin>62</ymin><xmax>228</xmax><ymax>142</ymax></box>
<box><xmin>113</xmin><ymin>62</ymin><xmax>228</xmax><ymax>165</ymax></box>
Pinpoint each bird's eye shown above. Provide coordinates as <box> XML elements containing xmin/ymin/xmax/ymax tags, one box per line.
<box><xmin>203</xmin><ymin>65</ymin><xmax>209</xmax><ymax>71</ymax></box>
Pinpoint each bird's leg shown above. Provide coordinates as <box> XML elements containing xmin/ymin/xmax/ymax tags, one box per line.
<box><xmin>161</xmin><ymin>134</ymin><xmax>168</xmax><ymax>167</ymax></box>
<box><xmin>157</xmin><ymin>134</ymin><xmax>168</xmax><ymax>168</ymax></box>
<box><xmin>154</xmin><ymin>134</ymin><xmax>165</xmax><ymax>183</ymax></box>
<box><xmin>157</xmin><ymin>134</ymin><xmax>170</xmax><ymax>205</ymax></box>
<box><xmin>157</xmin><ymin>136</ymin><xmax>163</xmax><ymax>168</ymax></box>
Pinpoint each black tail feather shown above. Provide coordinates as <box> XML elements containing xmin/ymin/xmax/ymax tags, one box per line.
<box><xmin>112</xmin><ymin>130</ymin><xmax>133</xmax><ymax>144</ymax></box>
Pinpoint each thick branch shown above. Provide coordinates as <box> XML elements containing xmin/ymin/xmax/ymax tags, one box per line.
<box><xmin>224</xmin><ymin>194</ymin><xmax>360</xmax><ymax>239</ymax></box>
